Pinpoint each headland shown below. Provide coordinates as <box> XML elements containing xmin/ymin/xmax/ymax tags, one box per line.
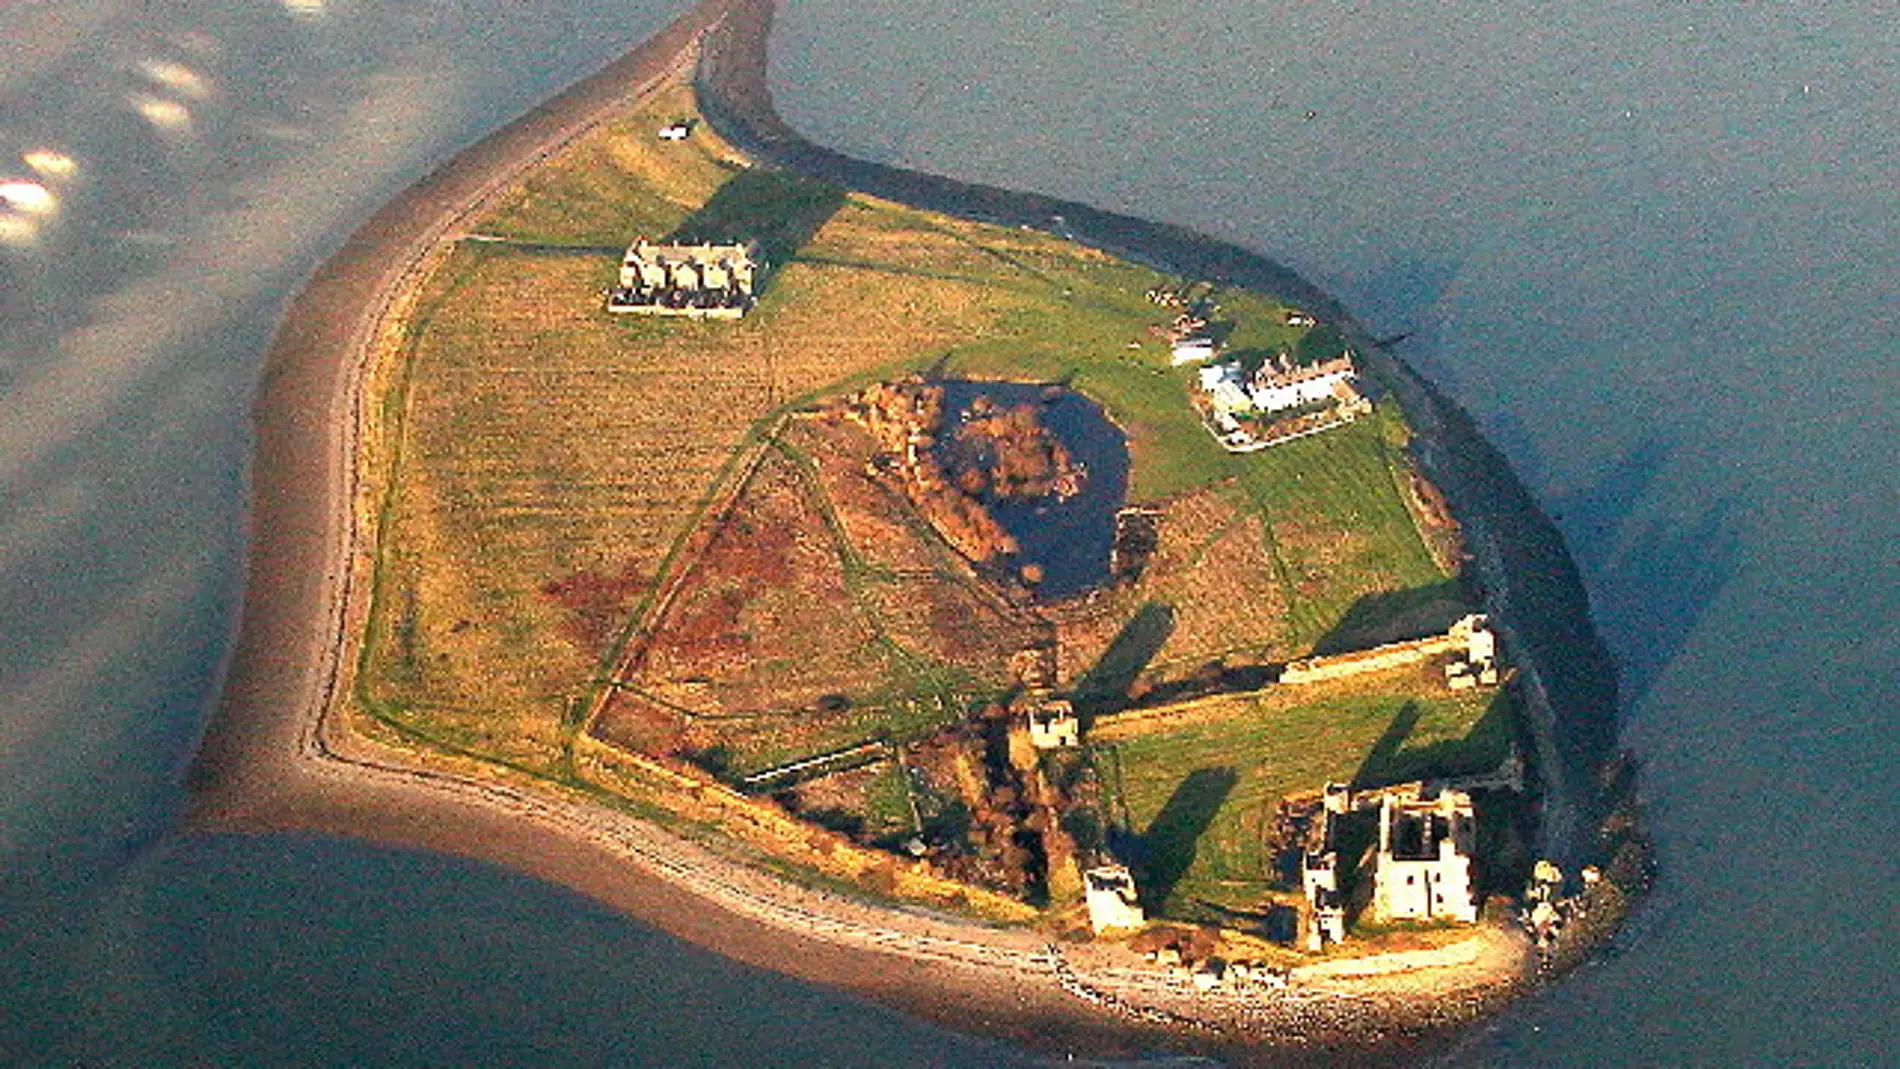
<box><xmin>189</xmin><ymin>1</ymin><xmax>1646</xmax><ymax>1062</ymax></box>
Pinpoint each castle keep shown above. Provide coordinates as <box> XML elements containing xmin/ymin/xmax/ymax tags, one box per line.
<box><xmin>1370</xmin><ymin>786</ymin><xmax>1479</xmax><ymax>924</ymax></box>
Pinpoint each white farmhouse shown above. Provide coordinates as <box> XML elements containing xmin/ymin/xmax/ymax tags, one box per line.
<box><xmin>1249</xmin><ymin>354</ymin><xmax>1358</xmax><ymax>414</ymax></box>
<box><xmin>1198</xmin><ymin>352</ymin><xmax>1362</xmax><ymax>418</ymax></box>
<box><xmin>1197</xmin><ymin>361</ymin><xmax>1254</xmax><ymax>414</ymax></box>
<box><xmin>608</xmin><ymin>239</ymin><xmax>762</xmax><ymax>319</ymax></box>
<box><xmin>1171</xmin><ymin>336</ymin><xmax>1219</xmax><ymax>365</ymax></box>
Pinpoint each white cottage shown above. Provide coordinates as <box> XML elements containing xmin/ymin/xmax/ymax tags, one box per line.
<box><xmin>1197</xmin><ymin>361</ymin><xmax>1255</xmax><ymax>414</ymax></box>
<box><xmin>1249</xmin><ymin>354</ymin><xmax>1357</xmax><ymax>413</ymax></box>
<box><xmin>1083</xmin><ymin>865</ymin><xmax>1146</xmax><ymax>933</ymax></box>
<box><xmin>608</xmin><ymin>239</ymin><xmax>762</xmax><ymax>319</ymax></box>
<box><xmin>1171</xmin><ymin>336</ymin><xmax>1219</xmax><ymax>365</ymax></box>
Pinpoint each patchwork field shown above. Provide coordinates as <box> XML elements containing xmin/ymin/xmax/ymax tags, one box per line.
<box><xmin>352</xmin><ymin>65</ymin><xmax>1489</xmax><ymax>915</ymax></box>
<box><xmin>598</xmin><ymin>413</ymin><xmax>1045</xmax><ymax>776</ymax></box>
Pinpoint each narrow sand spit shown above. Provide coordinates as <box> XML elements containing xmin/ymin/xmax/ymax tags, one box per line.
<box><xmin>188</xmin><ymin>0</ymin><xmax>1604</xmax><ymax>1062</ymax></box>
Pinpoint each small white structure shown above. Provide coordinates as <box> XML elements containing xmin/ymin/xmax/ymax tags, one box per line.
<box><xmin>1527</xmin><ymin>858</ymin><xmax>1564</xmax><ymax>905</ymax></box>
<box><xmin>1027</xmin><ymin>699</ymin><xmax>1080</xmax><ymax>750</ymax></box>
<box><xmin>1444</xmin><ymin>613</ymin><xmax>1501</xmax><ymax>689</ymax></box>
<box><xmin>1301</xmin><ymin>847</ymin><xmax>1338</xmax><ymax>903</ymax></box>
<box><xmin>1370</xmin><ymin>788</ymin><xmax>1479</xmax><ymax>924</ymax></box>
<box><xmin>657</xmin><ymin>119</ymin><xmax>695</xmax><ymax>141</ymax></box>
<box><xmin>1084</xmin><ymin>865</ymin><xmax>1146</xmax><ymax>934</ymax></box>
<box><xmin>1197</xmin><ymin>361</ymin><xmax>1255</xmax><ymax>414</ymax></box>
<box><xmin>1301</xmin><ymin>848</ymin><xmax>1348</xmax><ymax>950</ymax></box>
<box><xmin>1170</xmin><ymin>336</ymin><xmax>1219</xmax><ymax>365</ymax></box>
<box><xmin>1191</xmin><ymin>960</ymin><xmax>1227</xmax><ymax>990</ymax></box>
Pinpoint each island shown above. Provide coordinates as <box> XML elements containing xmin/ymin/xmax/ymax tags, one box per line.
<box><xmin>191</xmin><ymin>0</ymin><xmax>1648</xmax><ymax>1061</ymax></box>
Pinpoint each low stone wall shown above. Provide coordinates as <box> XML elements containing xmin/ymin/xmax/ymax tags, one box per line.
<box><xmin>573</xmin><ymin>732</ymin><xmax>1038</xmax><ymax>922</ymax></box>
<box><xmin>1277</xmin><ymin>632</ymin><xmax>1462</xmax><ymax>685</ymax></box>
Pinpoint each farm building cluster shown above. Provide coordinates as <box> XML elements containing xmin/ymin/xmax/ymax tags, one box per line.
<box><xmin>1159</xmin><ymin>302</ymin><xmax>1372</xmax><ymax>452</ymax></box>
<box><xmin>1190</xmin><ymin>352</ymin><xmax>1372</xmax><ymax>452</ymax></box>
<box><xmin>1196</xmin><ymin>354</ymin><xmax>1360</xmax><ymax>418</ymax></box>
<box><xmin>607</xmin><ymin>239</ymin><xmax>762</xmax><ymax>319</ymax></box>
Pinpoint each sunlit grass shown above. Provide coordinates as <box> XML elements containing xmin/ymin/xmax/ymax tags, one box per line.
<box><xmin>1097</xmin><ymin>674</ymin><xmax>1513</xmax><ymax>916</ymax></box>
<box><xmin>357</xmin><ymin>69</ymin><xmax>1455</xmax><ymax>797</ymax></box>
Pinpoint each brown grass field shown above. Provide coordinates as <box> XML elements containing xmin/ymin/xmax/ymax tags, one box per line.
<box><xmin>351</xmin><ymin>66</ymin><xmax>1484</xmax><ymax>911</ymax></box>
<box><xmin>599</xmin><ymin>413</ymin><xmax>1045</xmax><ymax>775</ymax></box>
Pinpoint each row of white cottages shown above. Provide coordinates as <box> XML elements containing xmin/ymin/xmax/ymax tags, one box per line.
<box><xmin>1198</xmin><ymin>353</ymin><xmax>1359</xmax><ymax>416</ymax></box>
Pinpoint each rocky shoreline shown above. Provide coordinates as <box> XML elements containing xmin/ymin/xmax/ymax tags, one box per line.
<box><xmin>188</xmin><ymin>0</ymin><xmax>1636</xmax><ymax>1063</ymax></box>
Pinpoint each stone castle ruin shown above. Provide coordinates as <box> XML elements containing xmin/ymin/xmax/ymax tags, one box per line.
<box><xmin>1299</xmin><ymin>781</ymin><xmax>1483</xmax><ymax>949</ymax></box>
<box><xmin>1300</xmin><ymin>783</ymin><xmax>1353</xmax><ymax>949</ymax></box>
<box><xmin>607</xmin><ymin>239</ymin><xmax>762</xmax><ymax>319</ymax></box>
<box><xmin>1370</xmin><ymin>786</ymin><xmax>1479</xmax><ymax>924</ymax></box>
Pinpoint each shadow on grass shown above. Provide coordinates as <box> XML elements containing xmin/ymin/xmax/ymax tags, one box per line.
<box><xmin>1294</xmin><ymin>322</ymin><xmax>1349</xmax><ymax>367</ymax></box>
<box><xmin>1311</xmin><ymin>577</ymin><xmax>1473</xmax><ymax>656</ymax></box>
<box><xmin>1351</xmin><ymin>700</ymin><xmax>1421</xmax><ymax>790</ymax></box>
<box><xmin>1134</xmin><ymin>766</ymin><xmax>1238</xmax><ymax>912</ymax></box>
<box><xmin>1072</xmin><ymin>601</ymin><xmax>1175</xmax><ymax>719</ymax></box>
<box><xmin>668</xmin><ymin>167</ymin><xmax>847</xmax><ymax>272</ymax></box>
<box><xmin>1351</xmin><ymin>688</ymin><xmax>1516</xmax><ymax>790</ymax></box>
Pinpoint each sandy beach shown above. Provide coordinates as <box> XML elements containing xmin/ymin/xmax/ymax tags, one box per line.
<box><xmin>184</xmin><ymin>0</ymin><xmax>1621</xmax><ymax>1061</ymax></box>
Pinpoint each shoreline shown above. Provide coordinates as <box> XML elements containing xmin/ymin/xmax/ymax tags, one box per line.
<box><xmin>189</xmin><ymin>0</ymin><xmax>1622</xmax><ymax>1061</ymax></box>
<box><xmin>692</xmin><ymin>0</ymin><xmax>1622</xmax><ymax>859</ymax></box>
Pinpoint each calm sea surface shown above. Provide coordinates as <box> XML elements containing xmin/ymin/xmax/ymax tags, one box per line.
<box><xmin>1</xmin><ymin>1</ymin><xmax>1892</xmax><ymax>1065</ymax></box>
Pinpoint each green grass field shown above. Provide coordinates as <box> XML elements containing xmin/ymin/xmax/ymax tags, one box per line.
<box><xmin>1096</xmin><ymin>674</ymin><xmax>1514</xmax><ymax>918</ymax></box>
<box><xmin>354</xmin><ymin>67</ymin><xmax>1468</xmax><ymax>843</ymax></box>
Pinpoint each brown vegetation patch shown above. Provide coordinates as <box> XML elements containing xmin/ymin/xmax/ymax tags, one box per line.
<box><xmin>1155</xmin><ymin>512</ymin><xmax>1291</xmax><ymax>664</ymax></box>
<box><xmin>846</xmin><ymin>380</ymin><xmax>1019</xmax><ymax>563</ymax></box>
<box><xmin>1273</xmin><ymin>517</ymin><xmax>1370</xmax><ymax>596</ymax></box>
<box><xmin>1050</xmin><ymin>486</ymin><xmax>1295</xmax><ymax>687</ymax></box>
<box><xmin>944</xmin><ymin>394</ymin><xmax>1084</xmax><ymax>500</ymax></box>
<box><xmin>591</xmin><ymin>688</ymin><xmax>688</xmax><ymax>756</ymax></box>
<box><xmin>1048</xmin><ymin>587</ymin><xmax>1143</xmax><ymax>689</ymax></box>
<box><xmin>864</xmin><ymin>576</ymin><xmax>1046</xmax><ymax>676</ymax></box>
<box><xmin>1401</xmin><ymin>459</ymin><xmax>1469</xmax><ymax>574</ymax></box>
<box><xmin>540</xmin><ymin>564</ymin><xmax>656</xmax><ymax>652</ymax></box>
<box><xmin>784</xmin><ymin>414</ymin><xmax>943</xmax><ymax>573</ymax></box>
<box><xmin>787</xmin><ymin>761</ymin><xmax>886</xmax><ymax>815</ymax></box>
<box><xmin>634</xmin><ymin>451</ymin><xmax>878</xmax><ymax>716</ymax></box>
<box><xmin>676</xmin><ymin>705</ymin><xmax>900</xmax><ymax>780</ymax></box>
